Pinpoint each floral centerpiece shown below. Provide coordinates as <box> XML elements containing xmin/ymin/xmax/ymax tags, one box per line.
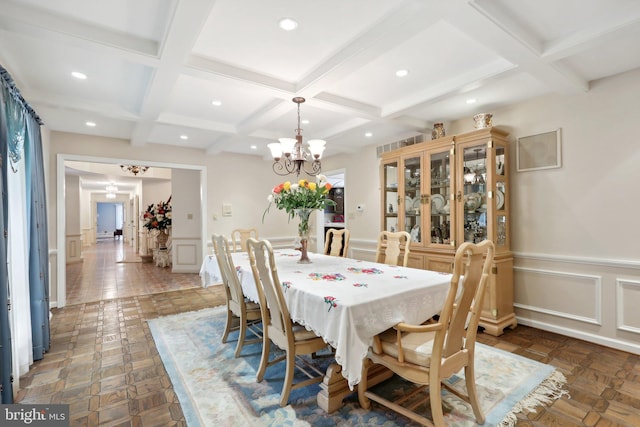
<box><xmin>264</xmin><ymin>175</ymin><xmax>335</xmax><ymax>263</ymax></box>
<box><xmin>143</xmin><ymin>197</ymin><xmax>172</xmax><ymax>248</ymax></box>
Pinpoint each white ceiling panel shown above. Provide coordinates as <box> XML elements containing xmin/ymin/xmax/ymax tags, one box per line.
<box><xmin>193</xmin><ymin>0</ymin><xmax>405</xmax><ymax>81</ymax></box>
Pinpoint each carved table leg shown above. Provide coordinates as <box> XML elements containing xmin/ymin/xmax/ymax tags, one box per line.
<box><xmin>317</xmin><ymin>362</ymin><xmax>393</xmax><ymax>412</ymax></box>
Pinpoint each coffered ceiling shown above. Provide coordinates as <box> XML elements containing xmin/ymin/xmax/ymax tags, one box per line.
<box><xmin>1</xmin><ymin>0</ymin><xmax>639</xmax><ymax>161</ymax></box>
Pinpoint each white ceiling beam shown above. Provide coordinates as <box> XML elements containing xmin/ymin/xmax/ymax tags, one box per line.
<box><xmin>0</xmin><ymin>0</ymin><xmax>158</xmax><ymax>57</ymax></box>
<box><xmin>542</xmin><ymin>15</ymin><xmax>640</xmax><ymax>61</ymax></box>
<box><xmin>295</xmin><ymin>0</ymin><xmax>439</xmax><ymax>97</ymax></box>
<box><xmin>130</xmin><ymin>0</ymin><xmax>218</xmax><ymax>146</ymax></box>
<box><xmin>24</xmin><ymin>91</ymin><xmax>140</xmax><ymax>121</ymax></box>
<box><xmin>381</xmin><ymin>59</ymin><xmax>516</xmax><ymax>118</ymax></box>
<box><xmin>157</xmin><ymin>113</ymin><xmax>237</xmax><ymax>134</ymax></box>
<box><xmin>457</xmin><ymin>0</ymin><xmax>589</xmax><ymax>93</ymax></box>
<box><xmin>184</xmin><ymin>54</ymin><xmax>296</xmax><ymax>96</ymax></box>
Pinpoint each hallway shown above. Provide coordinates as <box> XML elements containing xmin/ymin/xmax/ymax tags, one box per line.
<box><xmin>65</xmin><ymin>239</ymin><xmax>202</xmax><ymax>305</ymax></box>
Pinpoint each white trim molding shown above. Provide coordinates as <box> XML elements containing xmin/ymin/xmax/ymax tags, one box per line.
<box><xmin>517</xmin><ymin>317</ymin><xmax>640</xmax><ymax>356</ymax></box>
<box><xmin>513</xmin><ymin>252</ymin><xmax>640</xmax><ymax>270</ymax></box>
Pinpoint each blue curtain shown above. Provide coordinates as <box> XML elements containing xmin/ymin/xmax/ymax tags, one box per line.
<box><xmin>25</xmin><ymin>115</ymin><xmax>50</xmax><ymax>360</ymax></box>
<box><xmin>0</xmin><ymin>67</ymin><xmax>13</xmax><ymax>403</ymax></box>
<box><xmin>0</xmin><ymin>65</ymin><xmax>48</xmax><ymax>403</ymax></box>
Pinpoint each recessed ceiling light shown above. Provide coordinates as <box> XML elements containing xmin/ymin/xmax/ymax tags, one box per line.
<box><xmin>85</xmin><ymin>121</ymin><xmax>96</xmax><ymax>127</ymax></box>
<box><xmin>71</xmin><ymin>71</ymin><xmax>87</xmax><ymax>80</ymax></box>
<box><xmin>365</xmin><ymin>132</ymin><xmax>373</xmax><ymax>137</ymax></box>
<box><xmin>180</xmin><ymin>135</ymin><xmax>188</xmax><ymax>140</ymax></box>
<box><xmin>395</xmin><ymin>69</ymin><xmax>409</xmax><ymax>78</ymax></box>
<box><xmin>279</xmin><ymin>18</ymin><xmax>298</xmax><ymax>31</ymax></box>
<box><xmin>466</xmin><ymin>98</ymin><xmax>477</xmax><ymax>104</ymax></box>
<box><xmin>250</xmin><ymin>145</ymin><xmax>257</xmax><ymax>150</ymax></box>
<box><xmin>211</xmin><ymin>100</ymin><xmax>222</xmax><ymax>106</ymax></box>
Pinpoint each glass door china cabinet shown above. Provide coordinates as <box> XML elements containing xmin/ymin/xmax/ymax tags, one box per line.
<box><xmin>380</xmin><ymin>127</ymin><xmax>516</xmax><ymax>336</ymax></box>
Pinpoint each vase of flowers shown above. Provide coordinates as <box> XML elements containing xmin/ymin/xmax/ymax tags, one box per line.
<box><xmin>264</xmin><ymin>175</ymin><xmax>335</xmax><ymax>263</ymax></box>
<box><xmin>143</xmin><ymin>197</ymin><xmax>172</xmax><ymax>249</ymax></box>
<box><xmin>294</xmin><ymin>207</ymin><xmax>313</xmax><ymax>263</ymax></box>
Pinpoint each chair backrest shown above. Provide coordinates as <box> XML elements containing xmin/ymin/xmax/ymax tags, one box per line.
<box><xmin>212</xmin><ymin>234</ymin><xmax>244</xmax><ymax>312</ymax></box>
<box><xmin>324</xmin><ymin>228</ymin><xmax>350</xmax><ymax>257</ymax></box>
<box><xmin>246</xmin><ymin>238</ymin><xmax>292</xmax><ymax>346</ymax></box>
<box><xmin>437</xmin><ymin>240</ymin><xmax>494</xmax><ymax>362</ymax></box>
<box><xmin>231</xmin><ymin>228</ymin><xmax>259</xmax><ymax>252</ymax></box>
<box><xmin>375</xmin><ymin>231</ymin><xmax>411</xmax><ymax>266</ymax></box>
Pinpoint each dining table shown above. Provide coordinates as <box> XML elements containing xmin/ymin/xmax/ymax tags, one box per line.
<box><xmin>199</xmin><ymin>248</ymin><xmax>453</xmax><ymax>412</ymax></box>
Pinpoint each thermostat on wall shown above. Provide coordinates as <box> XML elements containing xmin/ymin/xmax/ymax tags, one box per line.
<box><xmin>222</xmin><ymin>203</ymin><xmax>232</xmax><ymax>217</ymax></box>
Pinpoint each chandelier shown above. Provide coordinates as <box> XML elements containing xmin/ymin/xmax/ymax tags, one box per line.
<box><xmin>105</xmin><ymin>183</ymin><xmax>118</xmax><ymax>199</ymax></box>
<box><xmin>120</xmin><ymin>164</ymin><xmax>149</xmax><ymax>176</ymax></box>
<box><xmin>267</xmin><ymin>97</ymin><xmax>326</xmax><ymax>176</ymax></box>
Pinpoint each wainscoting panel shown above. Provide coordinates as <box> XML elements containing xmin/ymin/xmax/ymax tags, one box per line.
<box><xmin>172</xmin><ymin>238</ymin><xmax>201</xmax><ymax>273</ymax></box>
<box><xmin>66</xmin><ymin>234</ymin><xmax>82</xmax><ymax>264</ymax></box>
<box><xmin>617</xmin><ymin>278</ymin><xmax>640</xmax><ymax>334</ymax></box>
<box><xmin>514</xmin><ymin>267</ymin><xmax>601</xmax><ymax>325</ymax></box>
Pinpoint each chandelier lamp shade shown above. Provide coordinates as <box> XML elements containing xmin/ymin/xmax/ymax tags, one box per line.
<box><xmin>268</xmin><ymin>97</ymin><xmax>326</xmax><ymax>176</ymax></box>
<box><xmin>120</xmin><ymin>164</ymin><xmax>149</xmax><ymax>176</ymax></box>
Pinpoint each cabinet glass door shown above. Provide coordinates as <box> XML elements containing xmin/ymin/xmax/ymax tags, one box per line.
<box><xmin>382</xmin><ymin>160</ymin><xmax>398</xmax><ymax>233</ymax></box>
<box><xmin>402</xmin><ymin>156</ymin><xmax>421</xmax><ymax>243</ymax></box>
<box><xmin>495</xmin><ymin>145</ymin><xmax>508</xmax><ymax>247</ymax></box>
<box><xmin>462</xmin><ymin>144</ymin><xmax>488</xmax><ymax>243</ymax></box>
<box><xmin>428</xmin><ymin>148</ymin><xmax>452</xmax><ymax>245</ymax></box>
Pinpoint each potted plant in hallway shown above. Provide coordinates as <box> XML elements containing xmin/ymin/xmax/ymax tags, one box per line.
<box><xmin>143</xmin><ymin>196</ymin><xmax>172</xmax><ymax>250</ymax></box>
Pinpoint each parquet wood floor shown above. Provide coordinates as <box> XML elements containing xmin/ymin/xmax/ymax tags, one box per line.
<box><xmin>15</xmin><ymin>241</ymin><xmax>640</xmax><ymax>426</ymax></box>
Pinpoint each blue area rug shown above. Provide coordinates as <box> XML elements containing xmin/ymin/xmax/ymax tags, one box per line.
<box><xmin>148</xmin><ymin>306</ymin><xmax>567</xmax><ymax>426</ymax></box>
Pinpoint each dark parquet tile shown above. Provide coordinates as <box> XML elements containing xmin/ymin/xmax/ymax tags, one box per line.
<box><xmin>15</xmin><ymin>240</ymin><xmax>640</xmax><ymax>426</ymax></box>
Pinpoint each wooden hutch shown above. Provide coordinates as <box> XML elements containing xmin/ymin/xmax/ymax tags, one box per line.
<box><xmin>380</xmin><ymin>127</ymin><xmax>517</xmax><ymax>335</ymax></box>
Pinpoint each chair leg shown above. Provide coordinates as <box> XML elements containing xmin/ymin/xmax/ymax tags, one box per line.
<box><xmin>256</xmin><ymin>333</ymin><xmax>270</xmax><ymax>382</ymax></box>
<box><xmin>221</xmin><ymin>307</ymin><xmax>233</xmax><ymax>344</ymax></box>
<box><xmin>357</xmin><ymin>359</ymin><xmax>372</xmax><ymax>409</ymax></box>
<box><xmin>429</xmin><ymin>380</ymin><xmax>445</xmax><ymax>427</ymax></box>
<box><xmin>234</xmin><ymin>315</ymin><xmax>247</xmax><ymax>358</ymax></box>
<box><xmin>279</xmin><ymin>348</ymin><xmax>296</xmax><ymax>407</ymax></box>
<box><xmin>464</xmin><ymin>364</ymin><xmax>485</xmax><ymax>424</ymax></box>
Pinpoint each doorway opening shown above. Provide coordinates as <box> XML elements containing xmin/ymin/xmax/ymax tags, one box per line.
<box><xmin>96</xmin><ymin>202</ymin><xmax>124</xmax><ymax>240</ymax></box>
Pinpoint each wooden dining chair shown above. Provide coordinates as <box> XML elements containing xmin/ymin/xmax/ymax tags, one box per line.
<box><xmin>212</xmin><ymin>234</ymin><xmax>262</xmax><ymax>357</ymax></box>
<box><xmin>358</xmin><ymin>240</ymin><xmax>495</xmax><ymax>426</ymax></box>
<box><xmin>323</xmin><ymin>228</ymin><xmax>350</xmax><ymax>257</ymax></box>
<box><xmin>375</xmin><ymin>230</ymin><xmax>411</xmax><ymax>267</ymax></box>
<box><xmin>231</xmin><ymin>228</ymin><xmax>258</xmax><ymax>252</ymax></box>
<box><xmin>246</xmin><ymin>237</ymin><xmax>329</xmax><ymax>407</ymax></box>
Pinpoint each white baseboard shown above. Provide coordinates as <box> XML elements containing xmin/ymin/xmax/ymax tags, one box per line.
<box><xmin>516</xmin><ymin>317</ymin><xmax>640</xmax><ymax>355</ymax></box>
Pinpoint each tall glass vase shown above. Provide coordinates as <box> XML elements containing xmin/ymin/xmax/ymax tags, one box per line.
<box><xmin>294</xmin><ymin>208</ymin><xmax>313</xmax><ymax>264</ymax></box>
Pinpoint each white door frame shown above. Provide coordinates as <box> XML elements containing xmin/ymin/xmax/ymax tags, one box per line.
<box><xmin>56</xmin><ymin>153</ymin><xmax>207</xmax><ymax>308</ymax></box>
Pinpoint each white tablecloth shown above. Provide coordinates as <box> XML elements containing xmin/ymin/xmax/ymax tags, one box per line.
<box><xmin>200</xmin><ymin>249</ymin><xmax>452</xmax><ymax>388</ymax></box>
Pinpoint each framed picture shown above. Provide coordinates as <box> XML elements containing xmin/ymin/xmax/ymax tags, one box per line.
<box><xmin>516</xmin><ymin>128</ymin><xmax>562</xmax><ymax>172</ymax></box>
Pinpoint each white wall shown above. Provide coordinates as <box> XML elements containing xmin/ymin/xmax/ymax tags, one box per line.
<box><xmin>171</xmin><ymin>168</ymin><xmax>202</xmax><ymax>272</ymax></box>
